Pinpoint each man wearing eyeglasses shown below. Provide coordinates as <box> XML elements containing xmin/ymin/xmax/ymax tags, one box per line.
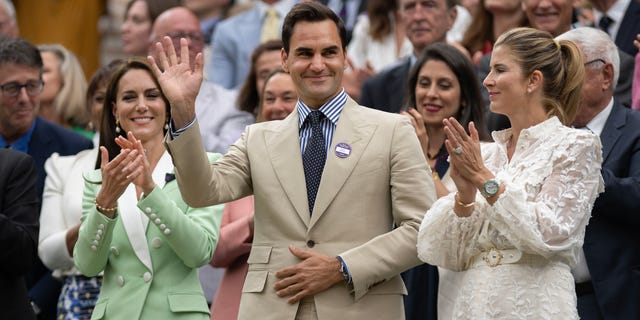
<box><xmin>0</xmin><ymin>36</ymin><xmax>92</xmax><ymax>320</ymax></box>
<box><xmin>148</xmin><ymin>7</ymin><xmax>254</xmax><ymax>156</ymax></box>
<box><xmin>557</xmin><ymin>27</ymin><xmax>640</xmax><ymax>320</ymax></box>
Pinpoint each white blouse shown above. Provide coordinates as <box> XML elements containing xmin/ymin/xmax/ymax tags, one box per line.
<box><xmin>347</xmin><ymin>14</ymin><xmax>413</xmax><ymax>72</ymax></box>
<box><xmin>418</xmin><ymin>117</ymin><xmax>604</xmax><ymax>319</ymax></box>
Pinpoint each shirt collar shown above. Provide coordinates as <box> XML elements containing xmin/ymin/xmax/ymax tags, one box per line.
<box><xmin>0</xmin><ymin>118</ymin><xmax>36</xmax><ymax>152</ymax></box>
<box><xmin>491</xmin><ymin>116</ymin><xmax>562</xmax><ymax>144</ymax></box>
<box><xmin>297</xmin><ymin>89</ymin><xmax>347</xmax><ymax>129</ymax></box>
<box><xmin>593</xmin><ymin>0</ymin><xmax>630</xmax><ymax>36</ymax></box>
<box><xmin>585</xmin><ymin>97</ymin><xmax>613</xmax><ymax>136</ymax></box>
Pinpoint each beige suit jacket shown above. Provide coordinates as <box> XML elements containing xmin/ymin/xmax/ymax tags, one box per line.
<box><xmin>165</xmin><ymin>98</ymin><xmax>435</xmax><ymax>319</ymax></box>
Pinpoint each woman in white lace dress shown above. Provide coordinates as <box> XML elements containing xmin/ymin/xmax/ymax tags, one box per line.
<box><xmin>417</xmin><ymin>27</ymin><xmax>604</xmax><ymax>319</ymax></box>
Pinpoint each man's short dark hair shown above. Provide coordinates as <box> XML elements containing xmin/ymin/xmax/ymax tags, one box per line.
<box><xmin>0</xmin><ymin>36</ymin><xmax>43</xmax><ymax>71</ymax></box>
<box><xmin>281</xmin><ymin>2</ymin><xmax>347</xmax><ymax>54</ymax></box>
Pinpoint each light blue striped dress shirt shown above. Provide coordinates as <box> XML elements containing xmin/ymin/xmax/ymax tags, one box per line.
<box><xmin>297</xmin><ymin>89</ymin><xmax>347</xmax><ymax>155</ymax></box>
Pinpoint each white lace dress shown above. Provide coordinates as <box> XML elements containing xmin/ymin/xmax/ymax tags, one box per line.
<box><xmin>417</xmin><ymin>117</ymin><xmax>604</xmax><ymax>319</ymax></box>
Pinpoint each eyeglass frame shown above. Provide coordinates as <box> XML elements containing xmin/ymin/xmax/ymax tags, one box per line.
<box><xmin>584</xmin><ymin>58</ymin><xmax>606</xmax><ymax>67</ymax></box>
<box><xmin>156</xmin><ymin>31</ymin><xmax>205</xmax><ymax>44</ymax></box>
<box><xmin>0</xmin><ymin>80</ymin><xmax>45</xmax><ymax>97</ymax></box>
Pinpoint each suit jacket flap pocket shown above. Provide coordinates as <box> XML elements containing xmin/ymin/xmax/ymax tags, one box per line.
<box><xmin>242</xmin><ymin>270</ymin><xmax>268</xmax><ymax>293</ymax></box>
<box><xmin>168</xmin><ymin>293</ymin><xmax>210</xmax><ymax>313</ymax></box>
<box><xmin>247</xmin><ymin>245</ymin><xmax>272</xmax><ymax>264</ymax></box>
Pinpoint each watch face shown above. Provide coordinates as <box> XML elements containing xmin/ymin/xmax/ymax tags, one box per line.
<box><xmin>484</xmin><ymin>180</ymin><xmax>499</xmax><ymax>196</ymax></box>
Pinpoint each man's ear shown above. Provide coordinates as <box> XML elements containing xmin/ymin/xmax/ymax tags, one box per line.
<box><xmin>601</xmin><ymin>62</ymin><xmax>615</xmax><ymax>91</ymax></box>
<box><xmin>281</xmin><ymin>48</ymin><xmax>289</xmax><ymax>73</ymax></box>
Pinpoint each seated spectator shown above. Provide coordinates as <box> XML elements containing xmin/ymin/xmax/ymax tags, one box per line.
<box><xmin>460</xmin><ymin>0</ymin><xmax>527</xmax><ymax>64</ymax></box>
<box><xmin>236</xmin><ymin>39</ymin><xmax>284</xmax><ymax>118</ymax></box>
<box><xmin>557</xmin><ymin>26</ymin><xmax>640</xmax><ymax>320</ymax></box>
<box><xmin>0</xmin><ymin>36</ymin><xmax>93</xmax><ymax>320</ymax></box>
<box><xmin>348</xmin><ymin>0</ymin><xmax>412</xmax><ymax>72</ymax></box>
<box><xmin>207</xmin><ymin>0</ymin><xmax>297</xmax><ymax>89</ymax></box>
<box><xmin>121</xmin><ymin>0</ymin><xmax>180</xmax><ymax>56</ymax></box>
<box><xmin>37</xmin><ymin>44</ymin><xmax>90</xmax><ymax>138</ymax></box>
<box><xmin>0</xmin><ymin>149</ymin><xmax>39</xmax><ymax>320</ymax></box>
<box><xmin>149</xmin><ymin>6</ymin><xmax>254</xmax><ymax>154</ymax></box>
<box><xmin>0</xmin><ymin>0</ymin><xmax>18</xmax><ymax>37</ymax></box>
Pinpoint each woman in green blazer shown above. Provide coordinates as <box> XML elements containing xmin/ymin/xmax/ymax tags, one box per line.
<box><xmin>74</xmin><ymin>58</ymin><xmax>223</xmax><ymax>319</ymax></box>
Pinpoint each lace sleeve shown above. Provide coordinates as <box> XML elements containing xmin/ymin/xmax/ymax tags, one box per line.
<box><xmin>488</xmin><ymin>133</ymin><xmax>603</xmax><ymax>258</ymax></box>
<box><xmin>417</xmin><ymin>192</ymin><xmax>489</xmax><ymax>271</ymax></box>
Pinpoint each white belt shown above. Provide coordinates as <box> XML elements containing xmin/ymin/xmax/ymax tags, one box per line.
<box><xmin>469</xmin><ymin>248</ymin><xmax>540</xmax><ymax>268</ymax></box>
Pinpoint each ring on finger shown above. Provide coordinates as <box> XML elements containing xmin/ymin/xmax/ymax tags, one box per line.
<box><xmin>452</xmin><ymin>146</ymin><xmax>463</xmax><ymax>155</ymax></box>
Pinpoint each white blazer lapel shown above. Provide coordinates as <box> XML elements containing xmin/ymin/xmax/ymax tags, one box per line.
<box><xmin>118</xmin><ymin>151</ymin><xmax>174</xmax><ymax>271</ymax></box>
<box><xmin>119</xmin><ymin>184</ymin><xmax>153</xmax><ymax>271</ymax></box>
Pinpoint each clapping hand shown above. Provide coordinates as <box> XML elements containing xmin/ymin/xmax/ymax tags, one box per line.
<box><xmin>443</xmin><ymin>118</ymin><xmax>486</xmax><ymax>200</ymax></box>
<box><xmin>115</xmin><ymin>132</ymin><xmax>156</xmax><ymax>195</ymax></box>
<box><xmin>148</xmin><ymin>36</ymin><xmax>203</xmax><ymax>129</ymax></box>
<box><xmin>94</xmin><ymin>141</ymin><xmax>144</xmax><ymax>218</ymax></box>
<box><xmin>401</xmin><ymin>107</ymin><xmax>429</xmax><ymax>160</ymax></box>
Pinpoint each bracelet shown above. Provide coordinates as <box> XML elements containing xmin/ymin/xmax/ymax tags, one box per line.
<box><xmin>432</xmin><ymin>172</ymin><xmax>440</xmax><ymax>181</ymax></box>
<box><xmin>94</xmin><ymin>198</ymin><xmax>118</xmax><ymax>213</ymax></box>
<box><xmin>455</xmin><ymin>193</ymin><xmax>475</xmax><ymax>208</ymax></box>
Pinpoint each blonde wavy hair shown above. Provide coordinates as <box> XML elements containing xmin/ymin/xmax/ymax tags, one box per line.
<box><xmin>38</xmin><ymin>44</ymin><xmax>89</xmax><ymax>128</ymax></box>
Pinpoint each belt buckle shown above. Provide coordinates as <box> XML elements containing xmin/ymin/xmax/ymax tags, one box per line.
<box><xmin>482</xmin><ymin>247</ymin><xmax>504</xmax><ymax>267</ymax></box>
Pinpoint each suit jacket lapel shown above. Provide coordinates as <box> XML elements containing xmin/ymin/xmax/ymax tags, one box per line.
<box><xmin>310</xmin><ymin>99</ymin><xmax>377</xmax><ymax>228</ymax></box>
<box><xmin>119</xmin><ymin>151</ymin><xmax>174</xmax><ymax>271</ymax></box>
<box><xmin>120</xmin><ymin>185</ymin><xmax>152</xmax><ymax>271</ymax></box>
<box><xmin>600</xmin><ymin>103</ymin><xmax>624</xmax><ymax>163</ymax></box>
<box><xmin>265</xmin><ymin>113</ymin><xmax>311</xmax><ymax>227</ymax></box>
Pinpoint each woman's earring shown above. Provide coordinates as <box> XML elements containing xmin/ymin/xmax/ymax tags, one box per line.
<box><xmin>115</xmin><ymin>119</ymin><xmax>121</xmax><ymax>133</ymax></box>
<box><xmin>164</xmin><ymin>122</ymin><xmax>169</xmax><ymax>130</ymax></box>
<box><xmin>527</xmin><ymin>87</ymin><xmax>532</xmax><ymax>94</ymax></box>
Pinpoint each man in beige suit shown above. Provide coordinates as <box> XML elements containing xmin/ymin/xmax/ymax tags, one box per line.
<box><xmin>149</xmin><ymin>2</ymin><xmax>435</xmax><ymax>319</ymax></box>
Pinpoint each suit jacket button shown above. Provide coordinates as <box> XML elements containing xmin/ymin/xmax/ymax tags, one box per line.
<box><xmin>91</xmin><ymin>245</ymin><xmax>97</xmax><ymax>251</ymax></box>
<box><xmin>111</xmin><ymin>247</ymin><xmax>119</xmax><ymax>256</ymax></box>
<box><xmin>306</xmin><ymin>240</ymin><xmax>315</xmax><ymax>248</ymax></box>
<box><xmin>143</xmin><ymin>272</ymin><xmax>152</xmax><ymax>282</ymax></box>
<box><xmin>152</xmin><ymin>237</ymin><xmax>162</xmax><ymax>248</ymax></box>
<box><xmin>117</xmin><ymin>275</ymin><xmax>124</xmax><ymax>287</ymax></box>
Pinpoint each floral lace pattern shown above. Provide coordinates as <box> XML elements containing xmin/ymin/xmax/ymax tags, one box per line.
<box><xmin>418</xmin><ymin>117</ymin><xmax>604</xmax><ymax>319</ymax></box>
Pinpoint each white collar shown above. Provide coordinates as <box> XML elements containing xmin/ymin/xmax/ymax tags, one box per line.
<box><xmin>585</xmin><ymin>98</ymin><xmax>614</xmax><ymax>136</ymax></box>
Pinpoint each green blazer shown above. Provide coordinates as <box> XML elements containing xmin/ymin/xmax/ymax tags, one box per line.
<box><xmin>74</xmin><ymin>152</ymin><xmax>223</xmax><ymax>320</ymax></box>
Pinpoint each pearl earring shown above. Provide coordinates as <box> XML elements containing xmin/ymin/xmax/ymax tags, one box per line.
<box><xmin>527</xmin><ymin>87</ymin><xmax>532</xmax><ymax>94</ymax></box>
<box><xmin>115</xmin><ymin>119</ymin><xmax>121</xmax><ymax>133</ymax></box>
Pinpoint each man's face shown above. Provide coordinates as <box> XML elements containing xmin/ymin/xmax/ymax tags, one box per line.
<box><xmin>149</xmin><ymin>11</ymin><xmax>204</xmax><ymax>69</ymax></box>
<box><xmin>0</xmin><ymin>64</ymin><xmax>40</xmax><ymax>140</ymax></box>
<box><xmin>282</xmin><ymin>19</ymin><xmax>346</xmax><ymax>109</ymax></box>
<box><xmin>574</xmin><ymin>54</ymin><xmax>612</xmax><ymax>127</ymax></box>
<box><xmin>522</xmin><ymin>0</ymin><xmax>574</xmax><ymax>36</ymax></box>
<box><xmin>400</xmin><ymin>0</ymin><xmax>456</xmax><ymax>55</ymax></box>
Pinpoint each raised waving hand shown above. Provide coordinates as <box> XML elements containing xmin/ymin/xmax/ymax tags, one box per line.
<box><xmin>147</xmin><ymin>37</ymin><xmax>203</xmax><ymax>129</ymax></box>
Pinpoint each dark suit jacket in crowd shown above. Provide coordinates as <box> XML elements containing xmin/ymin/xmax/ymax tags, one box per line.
<box><xmin>318</xmin><ymin>0</ymin><xmax>367</xmax><ymax>43</ymax></box>
<box><xmin>0</xmin><ymin>149</ymin><xmax>39</xmax><ymax>320</ymax></box>
<box><xmin>579</xmin><ymin>103</ymin><xmax>640</xmax><ymax>320</ymax></box>
<box><xmin>360</xmin><ymin>58</ymin><xmax>412</xmax><ymax>113</ymax></box>
<box><xmin>477</xmin><ymin>47</ymin><xmax>634</xmax><ymax>131</ymax></box>
<box><xmin>24</xmin><ymin>117</ymin><xmax>93</xmax><ymax>320</ymax></box>
<box><xmin>615</xmin><ymin>0</ymin><xmax>640</xmax><ymax>57</ymax></box>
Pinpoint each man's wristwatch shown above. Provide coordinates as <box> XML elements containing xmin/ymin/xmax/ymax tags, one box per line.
<box><xmin>481</xmin><ymin>179</ymin><xmax>500</xmax><ymax>198</ymax></box>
